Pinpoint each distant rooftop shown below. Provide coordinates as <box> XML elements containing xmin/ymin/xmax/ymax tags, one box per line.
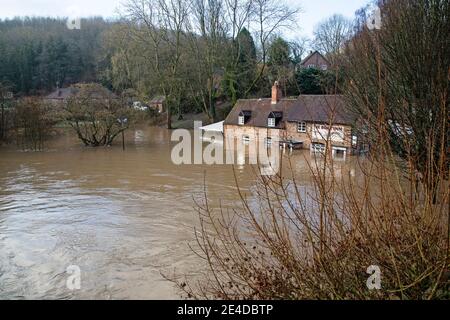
<box><xmin>149</xmin><ymin>96</ymin><xmax>166</xmax><ymax>104</ymax></box>
<box><xmin>45</xmin><ymin>84</ymin><xmax>117</xmax><ymax>100</ymax></box>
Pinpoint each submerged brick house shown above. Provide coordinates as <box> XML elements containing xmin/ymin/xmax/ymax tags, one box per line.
<box><xmin>45</xmin><ymin>84</ymin><xmax>117</xmax><ymax>106</ymax></box>
<box><xmin>224</xmin><ymin>82</ymin><xmax>357</xmax><ymax>158</ymax></box>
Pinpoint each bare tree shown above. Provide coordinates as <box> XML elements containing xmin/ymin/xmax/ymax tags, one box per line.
<box><xmin>185</xmin><ymin>0</ymin><xmax>228</xmax><ymax>122</ymax></box>
<box><xmin>14</xmin><ymin>97</ymin><xmax>56</xmax><ymax>151</ymax></box>
<box><xmin>244</xmin><ymin>0</ymin><xmax>300</xmax><ymax>96</ymax></box>
<box><xmin>124</xmin><ymin>0</ymin><xmax>190</xmax><ymax>129</ymax></box>
<box><xmin>182</xmin><ymin>0</ymin><xmax>301</xmax><ymax>114</ymax></box>
<box><xmin>313</xmin><ymin>14</ymin><xmax>353</xmax><ymax>64</ymax></box>
<box><xmin>0</xmin><ymin>83</ymin><xmax>12</xmax><ymax>141</ymax></box>
<box><xmin>116</xmin><ymin>0</ymin><xmax>299</xmax><ymax>122</ymax></box>
<box><xmin>104</xmin><ymin>24</ymin><xmax>143</xmax><ymax>92</ymax></box>
<box><xmin>169</xmin><ymin>95</ymin><xmax>449</xmax><ymax>301</ymax></box>
<box><xmin>343</xmin><ymin>0</ymin><xmax>449</xmax><ymax>197</ymax></box>
<box><xmin>165</xmin><ymin>0</ymin><xmax>449</xmax><ymax>301</ymax></box>
<box><xmin>290</xmin><ymin>36</ymin><xmax>309</xmax><ymax>66</ymax></box>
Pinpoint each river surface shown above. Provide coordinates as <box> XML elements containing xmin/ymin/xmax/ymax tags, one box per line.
<box><xmin>0</xmin><ymin>126</ymin><xmax>356</xmax><ymax>299</ymax></box>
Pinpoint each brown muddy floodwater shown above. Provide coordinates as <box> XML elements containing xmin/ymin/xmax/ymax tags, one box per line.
<box><xmin>0</xmin><ymin>126</ymin><xmax>356</xmax><ymax>299</ymax></box>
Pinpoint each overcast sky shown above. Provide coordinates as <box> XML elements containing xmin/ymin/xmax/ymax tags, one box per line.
<box><xmin>0</xmin><ymin>0</ymin><xmax>369</xmax><ymax>39</ymax></box>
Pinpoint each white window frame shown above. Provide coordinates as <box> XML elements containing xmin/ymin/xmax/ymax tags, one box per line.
<box><xmin>332</xmin><ymin>146</ymin><xmax>347</xmax><ymax>160</ymax></box>
<box><xmin>308</xmin><ymin>64</ymin><xmax>316</xmax><ymax>68</ymax></box>
<box><xmin>238</xmin><ymin>115</ymin><xmax>245</xmax><ymax>125</ymax></box>
<box><xmin>312</xmin><ymin>124</ymin><xmax>345</xmax><ymax>142</ymax></box>
<box><xmin>242</xmin><ymin>135</ymin><xmax>250</xmax><ymax>144</ymax></box>
<box><xmin>297</xmin><ymin>121</ymin><xmax>307</xmax><ymax>133</ymax></box>
<box><xmin>352</xmin><ymin>135</ymin><xmax>358</xmax><ymax>147</ymax></box>
<box><xmin>321</xmin><ymin>65</ymin><xmax>328</xmax><ymax>70</ymax></box>
<box><xmin>311</xmin><ymin>143</ymin><xmax>326</xmax><ymax>154</ymax></box>
<box><xmin>268</xmin><ymin>117</ymin><xmax>276</xmax><ymax>128</ymax></box>
<box><xmin>264</xmin><ymin>137</ymin><xmax>272</xmax><ymax>147</ymax></box>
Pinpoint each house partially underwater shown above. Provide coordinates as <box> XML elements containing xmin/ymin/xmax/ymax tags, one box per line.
<box><xmin>224</xmin><ymin>82</ymin><xmax>361</xmax><ymax>158</ymax></box>
<box><xmin>45</xmin><ymin>84</ymin><xmax>118</xmax><ymax>106</ymax></box>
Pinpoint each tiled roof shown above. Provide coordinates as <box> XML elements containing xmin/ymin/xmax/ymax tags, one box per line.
<box><xmin>224</xmin><ymin>95</ymin><xmax>354</xmax><ymax>128</ymax></box>
<box><xmin>286</xmin><ymin>95</ymin><xmax>354</xmax><ymax>125</ymax></box>
<box><xmin>150</xmin><ymin>96</ymin><xmax>166</xmax><ymax>104</ymax></box>
<box><xmin>224</xmin><ymin>98</ymin><xmax>298</xmax><ymax>129</ymax></box>
<box><xmin>45</xmin><ymin>87</ymin><xmax>77</xmax><ymax>100</ymax></box>
<box><xmin>45</xmin><ymin>85</ymin><xmax>117</xmax><ymax>100</ymax></box>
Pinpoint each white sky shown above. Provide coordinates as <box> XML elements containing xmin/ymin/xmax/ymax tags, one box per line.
<box><xmin>0</xmin><ymin>0</ymin><xmax>370</xmax><ymax>39</ymax></box>
<box><xmin>287</xmin><ymin>0</ymin><xmax>370</xmax><ymax>38</ymax></box>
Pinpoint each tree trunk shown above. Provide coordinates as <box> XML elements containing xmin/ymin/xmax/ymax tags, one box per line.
<box><xmin>166</xmin><ymin>103</ymin><xmax>172</xmax><ymax>129</ymax></box>
<box><xmin>0</xmin><ymin>102</ymin><xmax>4</xmax><ymax>141</ymax></box>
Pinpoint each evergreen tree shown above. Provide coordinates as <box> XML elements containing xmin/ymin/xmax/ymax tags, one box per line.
<box><xmin>224</xmin><ymin>28</ymin><xmax>257</xmax><ymax>104</ymax></box>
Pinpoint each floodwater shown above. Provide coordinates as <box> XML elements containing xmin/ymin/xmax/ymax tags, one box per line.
<box><xmin>0</xmin><ymin>126</ymin><xmax>355</xmax><ymax>299</ymax></box>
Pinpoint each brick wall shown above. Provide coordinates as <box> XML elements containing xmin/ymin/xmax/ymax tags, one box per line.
<box><xmin>224</xmin><ymin>125</ymin><xmax>286</xmax><ymax>143</ymax></box>
<box><xmin>224</xmin><ymin>122</ymin><xmax>354</xmax><ymax>153</ymax></box>
<box><xmin>285</xmin><ymin>122</ymin><xmax>312</xmax><ymax>148</ymax></box>
<box><xmin>301</xmin><ymin>52</ymin><xmax>330</xmax><ymax>70</ymax></box>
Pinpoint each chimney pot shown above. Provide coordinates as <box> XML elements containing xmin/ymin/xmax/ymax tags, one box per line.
<box><xmin>271</xmin><ymin>81</ymin><xmax>282</xmax><ymax>104</ymax></box>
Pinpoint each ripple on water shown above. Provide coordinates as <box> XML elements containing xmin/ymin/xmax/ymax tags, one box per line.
<box><xmin>1</xmin><ymin>127</ymin><xmax>310</xmax><ymax>299</ymax></box>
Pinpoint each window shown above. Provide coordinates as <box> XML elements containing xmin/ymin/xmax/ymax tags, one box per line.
<box><xmin>334</xmin><ymin>149</ymin><xmax>346</xmax><ymax>159</ymax></box>
<box><xmin>308</xmin><ymin>64</ymin><xmax>316</xmax><ymax>68</ymax></box>
<box><xmin>242</xmin><ymin>135</ymin><xmax>250</xmax><ymax>144</ymax></box>
<box><xmin>332</xmin><ymin>146</ymin><xmax>347</xmax><ymax>160</ymax></box>
<box><xmin>239</xmin><ymin>110</ymin><xmax>252</xmax><ymax>125</ymax></box>
<box><xmin>321</xmin><ymin>65</ymin><xmax>328</xmax><ymax>70</ymax></box>
<box><xmin>312</xmin><ymin>125</ymin><xmax>344</xmax><ymax>142</ymax></box>
<box><xmin>311</xmin><ymin>143</ymin><xmax>325</xmax><ymax>154</ymax></box>
<box><xmin>297</xmin><ymin>122</ymin><xmax>307</xmax><ymax>133</ymax></box>
<box><xmin>268</xmin><ymin>118</ymin><xmax>276</xmax><ymax>127</ymax></box>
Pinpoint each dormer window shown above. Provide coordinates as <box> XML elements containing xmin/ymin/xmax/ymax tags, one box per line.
<box><xmin>238</xmin><ymin>110</ymin><xmax>252</xmax><ymax>125</ymax></box>
<box><xmin>267</xmin><ymin>111</ymin><xmax>283</xmax><ymax>128</ymax></box>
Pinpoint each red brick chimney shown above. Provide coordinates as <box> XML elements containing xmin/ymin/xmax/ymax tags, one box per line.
<box><xmin>271</xmin><ymin>81</ymin><xmax>282</xmax><ymax>104</ymax></box>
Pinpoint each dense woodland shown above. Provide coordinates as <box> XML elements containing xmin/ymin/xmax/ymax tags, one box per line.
<box><xmin>0</xmin><ymin>17</ymin><xmax>112</xmax><ymax>95</ymax></box>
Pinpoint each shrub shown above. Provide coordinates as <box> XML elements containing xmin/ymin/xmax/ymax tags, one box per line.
<box><xmin>14</xmin><ymin>97</ymin><xmax>57</xmax><ymax>151</ymax></box>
